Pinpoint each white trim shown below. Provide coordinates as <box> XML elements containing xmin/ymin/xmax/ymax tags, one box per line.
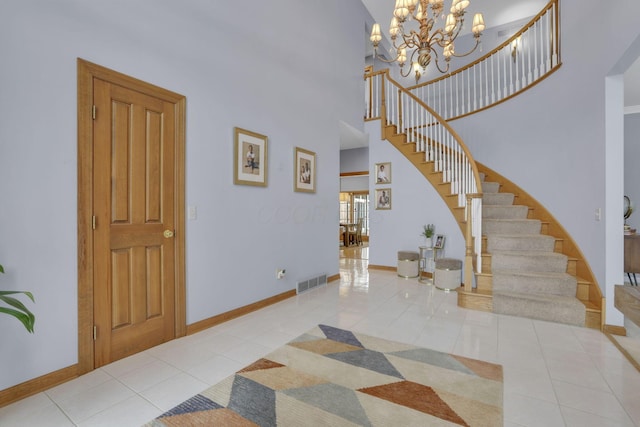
<box><xmin>624</xmin><ymin>104</ymin><xmax>640</xmax><ymax>115</ymax></box>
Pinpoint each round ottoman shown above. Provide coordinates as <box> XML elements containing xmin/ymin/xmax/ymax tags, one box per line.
<box><xmin>397</xmin><ymin>251</ymin><xmax>419</xmax><ymax>278</ymax></box>
<box><xmin>434</xmin><ymin>258</ymin><xmax>462</xmax><ymax>291</ymax></box>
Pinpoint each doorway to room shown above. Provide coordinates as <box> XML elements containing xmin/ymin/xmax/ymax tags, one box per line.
<box><xmin>339</xmin><ymin>191</ymin><xmax>369</xmax><ymax>260</ymax></box>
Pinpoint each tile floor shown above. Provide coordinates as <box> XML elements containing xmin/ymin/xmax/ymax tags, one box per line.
<box><xmin>1</xmin><ymin>258</ymin><xmax>640</xmax><ymax>426</ymax></box>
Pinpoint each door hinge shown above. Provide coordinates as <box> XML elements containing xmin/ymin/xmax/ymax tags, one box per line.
<box><xmin>92</xmin><ymin>105</ymin><xmax>96</xmax><ymax>120</ymax></box>
<box><xmin>92</xmin><ymin>215</ymin><xmax>96</xmax><ymax>230</ymax></box>
<box><xmin>93</xmin><ymin>325</ymin><xmax>97</xmax><ymax>341</ymax></box>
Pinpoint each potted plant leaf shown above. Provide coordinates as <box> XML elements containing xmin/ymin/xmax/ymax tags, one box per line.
<box><xmin>421</xmin><ymin>224</ymin><xmax>435</xmax><ymax>248</ymax></box>
<box><xmin>0</xmin><ymin>264</ymin><xmax>35</xmax><ymax>333</ymax></box>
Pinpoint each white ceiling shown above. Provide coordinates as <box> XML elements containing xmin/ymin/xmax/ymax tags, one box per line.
<box><xmin>340</xmin><ymin>0</ymin><xmax>640</xmax><ymax>150</ymax></box>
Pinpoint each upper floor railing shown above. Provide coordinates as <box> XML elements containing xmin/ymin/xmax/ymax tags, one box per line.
<box><xmin>406</xmin><ymin>0</ymin><xmax>560</xmax><ymax>121</ymax></box>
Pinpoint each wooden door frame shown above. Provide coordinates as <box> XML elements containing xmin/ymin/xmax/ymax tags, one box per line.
<box><xmin>77</xmin><ymin>58</ymin><xmax>186</xmax><ymax>375</ymax></box>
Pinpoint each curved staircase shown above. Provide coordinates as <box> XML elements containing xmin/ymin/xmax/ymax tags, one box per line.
<box><xmin>381</xmin><ymin>122</ymin><xmax>603</xmax><ymax>328</ymax></box>
<box><xmin>364</xmin><ymin>0</ymin><xmax>602</xmax><ymax>328</ymax></box>
<box><xmin>461</xmin><ymin>165</ymin><xmax>602</xmax><ymax>328</ymax></box>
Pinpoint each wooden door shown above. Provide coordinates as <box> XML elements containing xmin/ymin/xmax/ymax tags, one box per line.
<box><xmin>78</xmin><ymin>59</ymin><xmax>186</xmax><ymax>370</ymax></box>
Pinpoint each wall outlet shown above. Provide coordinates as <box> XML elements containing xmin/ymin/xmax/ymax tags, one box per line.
<box><xmin>276</xmin><ymin>269</ymin><xmax>286</xmax><ymax>279</ymax></box>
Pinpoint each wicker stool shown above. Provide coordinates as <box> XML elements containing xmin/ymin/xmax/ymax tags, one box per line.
<box><xmin>434</xmin><ymin>258</ymin><xmax>462</xmax><ymax>291</ymax></box>
<box><xmin>397</xmin><ymin>251</ymin><xmax>419</xmax><ymax>278</ymax></box>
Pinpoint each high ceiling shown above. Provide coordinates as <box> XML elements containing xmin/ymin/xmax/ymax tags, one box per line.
<box><xmin>340</xmin><ymin>0</ymin><xmax>640</xmax><ymax>150</ymax></box>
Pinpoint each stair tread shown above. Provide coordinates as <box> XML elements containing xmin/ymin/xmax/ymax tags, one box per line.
<box><xmin>484</xmin><ymin>218</ymin><xmax>540</xmax><ymax>223</ymax></box>
<box><xmin>494</xmin><ymin>290</ymin><xmax>583</xmax><ymax>303</ymax></box>
<box><xmin>489</xmin><ymin>250</ymin><xmax>566</xmax><ymax>257</ymax></box>
<box><xmin>486</xmin><ymin>233</ymin><xmax>555</xmax><ymax>240</ymax></box>
<box><xmin>492</xmin><ymin>270</ymin><xmax>575</xmax><ymax>279</ymax></box>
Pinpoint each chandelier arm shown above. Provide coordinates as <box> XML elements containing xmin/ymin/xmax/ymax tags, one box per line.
<box><xmin>449</xmin><ymin>36</ymin><xmax>481</xmax><ymax>58</ymax></box>
<box><xmin>373</xmin><ymin>48</ymin><xmax>406</xmax><ymax>64</ymax></box>
<box><xmin>399</xmin><ymin>63</ymin><xmax>412</xmax><ymax>78</ymax></box>
<box><xmin>400</xmin><ymin>31</ymin><xmax>421</xmax><ymax>50</ymax></box>
<box><xmin>429</xmin><ymin>47</ymin><xmax>450</xmax><ymax>74</ymax></box>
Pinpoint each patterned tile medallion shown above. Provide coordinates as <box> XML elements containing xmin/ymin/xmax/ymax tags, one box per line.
<box><xmin>146</xmin><ymin>325</ymin><xmax>503</xmax><ymax>426</ymax></box>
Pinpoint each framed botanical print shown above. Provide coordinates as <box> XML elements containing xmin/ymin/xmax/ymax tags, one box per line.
<box><xmin>294</xmin><ymin>147</ymin><xmax>316</xmax><ymax>193</ymax></box>
<box><xmin>234</xmin><ymin>127</ymin><xmax>268</xmax><ymax>186</ymax></box>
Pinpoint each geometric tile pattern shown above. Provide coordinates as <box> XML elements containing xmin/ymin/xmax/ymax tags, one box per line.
<box><xmin>145</xmin><ymin>324</ymin><xmax>503</xmax><ymax>426</ymax></box>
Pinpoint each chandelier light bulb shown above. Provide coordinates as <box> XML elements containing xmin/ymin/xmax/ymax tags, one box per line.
<box><xmin>398</xmin><ymin>47</ymin><xmax>407</xmax><ymax>65</ymax></box>
<box><xmin>445</xmin><ymin>13</ymin><xmax>456</xmax><ymax>33</ymax></box>
<box><xmin>390</xmin><ymin>17</ymin><xmax>400</xmax><ymax>38</ymax></box>
<box><xmin>394</xmin><ymin>0</ymin><xmax>410</xmax><ymax>21</ymax></box>
<box><xmin>472</xmin><ymin>13</ymin><xmax>485</xmax><ymax>34</ymax></box>
<box><xmin>370</xmin><ymin>23</ymin><xmax>382</xmax><ymax>46</ymax></box>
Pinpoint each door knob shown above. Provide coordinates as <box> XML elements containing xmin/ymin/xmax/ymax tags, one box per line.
<box><xmin>163</xmin><ymin>229</ymin><xmax>174</xmax><ymax>238</ymax></box>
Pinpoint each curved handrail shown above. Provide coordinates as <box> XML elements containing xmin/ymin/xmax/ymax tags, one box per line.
<box><xmin>406</xmin><ymin>0</ymin><xmax>560</xmax><ymax>121</ymax></box>
<box><xmin>367</xmin><ymin>69</ymin><xmax>483</xmax><ymax>273</ymax></box>
<box><xmin>385</xmin><ymin>70</ymin><xmax>483</xmax><ymax>195</ymax></box>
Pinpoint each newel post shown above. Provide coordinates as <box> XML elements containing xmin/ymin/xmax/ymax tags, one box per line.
<box><xmin>464</xmin><ymin>194</ymin><xmax>474</xmax><ymax>292</ymax></box>
<box><xmin>379</xmin><ymin>74</ymin><xmax>387</xmax><ymax>135</ymax></box>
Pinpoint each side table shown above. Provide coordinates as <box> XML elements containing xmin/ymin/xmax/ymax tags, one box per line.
<box><xmin>418</xmin><ymin>246</ymin><xmax>438</xmax><ymax>284</ymax></box>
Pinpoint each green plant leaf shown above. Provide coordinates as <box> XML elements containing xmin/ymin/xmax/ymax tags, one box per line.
<box><xmin>0</xmin><ymin>306</ymin><xmax>35</xmax><ymax>333</ymax></box>
<box><xmin>0</xmin><ymin>290</ymin><xmax>35</xmax><ymax>303</ymax></box>
<box><xmin>0</xmin><ymin>291</ymin><xmax>36</xmax><ymax>333</ymax></box>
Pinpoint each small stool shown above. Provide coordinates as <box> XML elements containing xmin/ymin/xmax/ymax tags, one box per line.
<box><xmin>397</xmin><ymin>251</ymin><xmax>419</xmax><ymax>278</ymax></box>
<box><xmin>434</xmin><ymin>258</ymin><xmax>462</xmax><ymax>291</ymax></box>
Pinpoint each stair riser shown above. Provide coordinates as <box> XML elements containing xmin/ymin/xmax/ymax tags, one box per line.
<box><xmin>487</xmin><ymin>236</ymin><xmax>556</xmax><ymax>253</ymax></box>
<box><xmin>492</xmin><ymin>274</ymin><xmax>577</xmax><ymax>297</ymax></box>
<box><xmin>482</xmin><ymin>206</ymin><xmax>529</xmax><ymax>219</ymax></box>
<box><xmin>476</xmin><ymin>274</ymin><xmax>492</xmax><ymax>291</ymax></box>
<box><xmin>493</xmin><ymin>293</ymin><xmax>585</xmax><ymax>326</ymax></box>
<box><xmin>483</xmin><ymin>193</ymin><xmax>514</xmax><ymax>206</ymax></box>
<box><xmin>482</xmin><ymin>182</ymin><xmax>500</xmax><ymax>193</ymax></box>
<box><xmin>482</xmin><ymin>237</ymin><xmax>562</xmax><ymax>252</ymax></box>
<box><xmin>491</xmin><ymin>253</ymin><xmax>568</xmax><ymax>273</ymax></box>
<box><xmin>483</xmin><ymin>220</ymin><xmax>541</xmax><ymax>235</ymax></box>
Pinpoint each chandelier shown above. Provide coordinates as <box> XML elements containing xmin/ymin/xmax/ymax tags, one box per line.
<box><xmin>370</xmin><ymin>0</ymin><xmax>485</xmax><ymax>81</ymax></box>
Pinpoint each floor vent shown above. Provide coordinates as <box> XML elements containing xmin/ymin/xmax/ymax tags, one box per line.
<box><xmin>297</xmin><ymin>273</ymin><xmax>327</xmax><ymax>294</ymax></box>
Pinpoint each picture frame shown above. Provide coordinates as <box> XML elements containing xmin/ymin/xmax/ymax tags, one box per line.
<box><xmin>375</xmin><ymin>162</ymin><xmax>391</xmax><ymax>184</ymax></box>
<box><xmin>375</xmin><ymin>188</ymin><xmax>391</xmax><ymax>210</ymax></box>
<box><xmin>234</xmin><ymin>127</ymin><xmax>268</xmax><ymax>187</ymax></box>
<box><xmin>434</xmin><ymin>234</ymin><xmax>446</xmax><ymax>249</ymax></box>
<box><xmin>294</xmin><ymin>147</ymin><xmax>316</xmax><ymax>193</ymax></box>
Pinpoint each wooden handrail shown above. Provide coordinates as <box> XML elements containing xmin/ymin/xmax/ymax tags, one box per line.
<box><xmin>403</xmin><ymin>0</ymin><xmax>560</xmax><ymax>121</ymax></box>
<box><xmin>383</xmin><ymin>70</ymin><xmax>483</xmax><ymax>195</ymax></box>
<box><xmin>367</xmin><ymin>69</ymin><xmax>484</xmax><ymax>277</ymax></box>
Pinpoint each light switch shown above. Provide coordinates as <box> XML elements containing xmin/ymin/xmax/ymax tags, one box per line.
<box><xmin>188</xmin><ymin>206</ymin><xmax>197</xmax><ymax>220</ymax></box>
<box><xmin>595</xmin><ymin>208</ymin><xmax>601</xmax><ymax>221</ymax></box>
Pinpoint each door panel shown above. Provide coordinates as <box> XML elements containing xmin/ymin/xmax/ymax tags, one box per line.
<box><xmin>93</xmin><ymin>79</ymin><xmax>176</xmax><ymax>367</ymax></box>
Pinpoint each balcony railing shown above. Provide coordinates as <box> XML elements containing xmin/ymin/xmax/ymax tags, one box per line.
<box><xmin>405</xmin><ymin>0</ymin><xmax>560</xmax><ymax>121</ymax></box>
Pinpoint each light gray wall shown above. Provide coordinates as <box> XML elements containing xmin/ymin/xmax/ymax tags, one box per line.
<box><xmin>366</xmin><ymin>121</ymin><xmax>465</xmax><ymax>267</ymax></box>
<box><xmin>625</xmin><ymin>113</ymin><xmax>640</xmax><ymax>231</ymax></box>
<box><xmin>0</xmin><ymin>0</ymin><xmax>370</xmax><ymax>390</ymax></box>
<box><xmin>340</xmin><ymin>147</ymin><xmax>369</xmax><ymax>173</ymax></box>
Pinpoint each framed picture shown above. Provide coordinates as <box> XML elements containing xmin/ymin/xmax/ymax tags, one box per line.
<box><xmin>434</xmin><ymin>234</ymin><xmax>446</xmax><ymax>249</ymax></box>
<box><xmin>375</xmin><ymin>162</ymin><xmax>391</xmax><ymax>184</ymax></box>
<box><xmin>234</xmin><ymin>127</ymin><xmax>268</xmax><ymax>186</ymax></box>
<box><xmin>294</xmin><ymin>147</ymin><xmax>316</xmax><ymax>193</ymax></box>
<box><xmin>375</xmin><ymin>188</ymin><xmax>391</xmax><ymax>210</ymax></box>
